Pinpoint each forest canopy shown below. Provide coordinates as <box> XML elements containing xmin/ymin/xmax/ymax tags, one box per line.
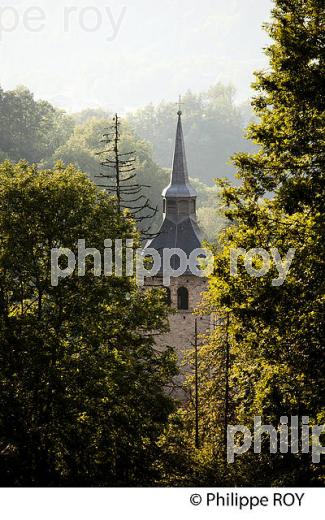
<box><xmin>0</xmin><ymin>83</ymin><xmax>247</xmax><ymax>238</ymax></box>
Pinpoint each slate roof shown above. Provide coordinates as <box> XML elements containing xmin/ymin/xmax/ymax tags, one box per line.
<box><xmin>162</xmin><ymin>112</ymin><xmax>197</xmax><ymax>199</ymax></box>
<box><xmin>144</xmin><ymin>111</ymin><xmax>202</xmax><ymax>271</ymax></box>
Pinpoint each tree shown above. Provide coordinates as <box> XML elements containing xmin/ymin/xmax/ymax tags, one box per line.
<box><xmin>0</xmin><ymin>86</ymin><xmax>74</xmax><ymax>164</ymax></box>
<box><xmin>52</xmin><ymin>117</ymin><xmax>170</xmax><ymax>234</ymax></box>
<box><xmin>0</xmin><ymin>83</ymin><xmax>236</xmax><ymax>241</ymax></box>
<box><xmin>0</xmin><ymin>160</ymin><xmax>177</xmax><ymax>486</ymax></box>
<box><xmin>127</xmin><ymin>84</ymin><xmax>255</xmax><ymax>185</ymax></box>
<box><xmin>161</xmin><ymin>0</ymin><xmax>324</xmax><ymax>486</ymax></box>
<box><xmin>95</xmin><ymin>114</ymin><xmax>158</xmax><ymax>235</ymax></box>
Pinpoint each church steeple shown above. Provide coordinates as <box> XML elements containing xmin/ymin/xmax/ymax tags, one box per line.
<box><xmin>144</xmin><ymin>108</ymin><xmax>202</xmax><ymax>259</ymax></box>
<box><xmin>162</xmin><ymin>111</ymin><xmax>197</xmax><ymax>200</ymax></box>
<box><xmin>143</xmin><ymin>106</ymin><xmax>210</xmax><ymax>392</ymax></box>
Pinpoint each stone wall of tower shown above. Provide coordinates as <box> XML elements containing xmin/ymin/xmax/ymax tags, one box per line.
<box><xmin>143</xmin><ymin>110</ymin><xmax>213</xmax><ymax>399</ymax></box>
<box><xmin>145</xmin><ymin>274</ymin><xmax>211</xmax><ymax>398</ymax></box>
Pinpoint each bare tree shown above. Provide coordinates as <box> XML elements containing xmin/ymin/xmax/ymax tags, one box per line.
<box><xmin>95</xmin><ymin>114</ymin><xmax>157</xmax><ymax>236</ymax></box>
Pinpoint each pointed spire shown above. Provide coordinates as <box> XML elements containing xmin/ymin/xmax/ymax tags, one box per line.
<box><xmin>162</xmin><ymin>108</ymin><xmax>197</xmax><ymax>199</ymax></box>
<box><xmin>171</xmin><ymin>112</ymin><xmax>189</xmax><ymax>185</ymax></box>
<box><xmin>144</xmin><ymin>104</ymin><xmax>202</xmax><ymax>258</ymax></box>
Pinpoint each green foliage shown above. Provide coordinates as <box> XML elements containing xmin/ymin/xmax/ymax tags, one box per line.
<box><xmin>127</xmin><ymin>84</ymin><xmax>255</xmax><ymax>185</ymax></box>
<box><xmin>161</xmin><ymin>0</ymin><xmax>325</xmax><ymax>486</ymax></box>
<box><xmin>0</xmin><ymin>84</ymin><xmax>235</xmax><ymax>240</ymax></box>
<box><xmin>51</xmin><ymin>117</ymin><xmax>170</xmax><ymax>233</ymax></box>
<box><xmin>72</xmin><ymin>108</ymin><xmax>112</xmax><ymax>125</ymax></box>
<box><xmin>0</xmin><ymin>161</ymin><xmax>177</xmax><ymax>486</ymax></box>
<box><xmin>0</xmin><ymin>86</ymin><xmax>73</xmax><ymax>164</ymax></box>
<box><xmin>52</xmin><ymin>117</ymin><xmax>226</xmax><ymax>238</ymax></box>
<box><xmin>192</xmin><ymin>179</ymin><xmax>230</xmax><ymax>241</ymax></box>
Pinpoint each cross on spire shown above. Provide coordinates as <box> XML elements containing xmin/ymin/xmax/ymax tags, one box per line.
<box><xmin>177</xmin><ymin>95</ymin><xmax>183</xmax><ymax>116</ymax></box>
<box><xmin>143</xmin><ymin>109</ymin><xmax>202</xmax><ymax>267</ymax></box>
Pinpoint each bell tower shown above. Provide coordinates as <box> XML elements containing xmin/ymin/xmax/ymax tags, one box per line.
<box><xmin>144</xmin><ymin>108</ymin><xmax>210</xmax><ymax>394</ymax></box>
<box><xmin>146</xmin><ymin>107</ymin><xmax>202</xmax><ymax>264</ymax></box>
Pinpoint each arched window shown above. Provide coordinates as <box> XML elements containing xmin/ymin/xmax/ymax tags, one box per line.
<box><xmin>177</xmin><ymin>287</ymin><xmax>189</xmax><ymax>310</ymax></box>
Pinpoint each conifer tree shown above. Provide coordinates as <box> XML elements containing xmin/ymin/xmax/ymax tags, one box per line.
<box><xmin>95</xmin><ymin>114</ymin><xmax>157</xmax><ymax>236</ymax></box>
<box><xmin>161</xmin><ymin>0</ymin><xmax>324</xmax><ymax>486</ymax></box>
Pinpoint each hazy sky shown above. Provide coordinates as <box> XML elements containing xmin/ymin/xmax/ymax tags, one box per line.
<box><xmin>0</xmin><ymin>0</ymin><xmax>272</xmax><ymax>112</ymax></box>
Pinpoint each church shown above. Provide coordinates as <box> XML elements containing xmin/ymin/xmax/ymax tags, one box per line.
<box><xmin>144</xmin><ymin>108</ymin><xmax>212</xmax><ymax>392</ymax></box>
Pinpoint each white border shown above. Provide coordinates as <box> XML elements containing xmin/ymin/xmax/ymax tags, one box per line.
<box><xmin>0</xmin><ymin>487</ymin><xmax>323</xmax><ymax>520</ymax></box>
